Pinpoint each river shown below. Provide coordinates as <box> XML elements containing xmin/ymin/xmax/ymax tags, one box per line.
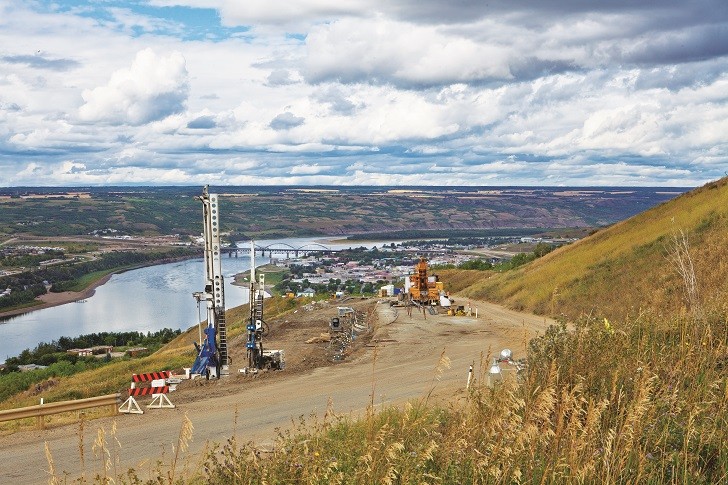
<box><xmin>0</xmin><ymin>237</ymin><xmax>395</xmax><ymax>361</ymax></box>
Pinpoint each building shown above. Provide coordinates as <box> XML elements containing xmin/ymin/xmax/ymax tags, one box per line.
<box><xmin>297</xmin><ymin>288</ymin><xmax>316</xmax><ymax>298</ymax></box>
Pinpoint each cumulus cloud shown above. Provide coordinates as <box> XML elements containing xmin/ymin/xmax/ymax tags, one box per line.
<box><xmin>289</xmin><ymin>163</ymin><xmax>326</xmax><ymax>175</ymax></box>
<box><xmin>78</xmin><ymin>49</ymin><xmax>189</xmax><ymax>125</ymax></box>
<box><xmin>266</xmin><ymin>69</ymin><xmax>298</xmax><ymax>86</ymax></box>
<box><xmin>270</xmin><ymin>111</ymin><xmax>305</xmax><ymax>130</ymax></box>
<box><xmin>305</xmin><ymin>18</ymin><xmax>512</xmax><ymax>87</ymax></box>
<box><xmin>313</xmin><ymin>85</ymin><xmax>358</xmax><ymax>115</ymax></box>
<box><xmin>215</xmin><ymin>0</ymin><xmax>368</xmax><ymax>27</ymax></box>
<box><xmin>187</xmin><ymin>115</ymin><xmax>217</xmax><ymax>129</ymax></box>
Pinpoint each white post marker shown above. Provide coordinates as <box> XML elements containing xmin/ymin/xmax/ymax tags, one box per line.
<box><xmin>488</xmin><ymin>359</ymin><xmax>502</xmax><ymax>387</ymax></box>
<box><xmin>466</xmin><ymin>364</ymin><xmax>473</xmax><ymax>389</ymax></box>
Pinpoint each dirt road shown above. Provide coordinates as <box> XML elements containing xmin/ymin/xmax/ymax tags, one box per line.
<box><xmin>0</xmin><ymin>298</ymin><xmax>552</xmax><ymax>483</ymax></box>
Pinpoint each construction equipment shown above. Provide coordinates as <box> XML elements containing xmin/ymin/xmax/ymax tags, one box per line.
<box><xmin>406</xmin><ymin>257</ymin><xmax>445</xmax><ymax>305</ymax></box>
<box><xmin>245</xmin><ymin>241</ymin><xmax>285</xmax><ymax>372</ymax></box>
<box><xmin>190</xmin><ymin>186</ymin><xmax>228</xmax><ymax>379</ymax></box>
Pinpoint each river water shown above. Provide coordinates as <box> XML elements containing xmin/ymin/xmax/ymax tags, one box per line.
<box><xmin>0</xmin><ymin>237</ymin><xmax>392</xmax><ymax>361</ymax></box>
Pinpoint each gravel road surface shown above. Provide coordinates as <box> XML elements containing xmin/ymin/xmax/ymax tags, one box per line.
<box><xmin>0</xmin><ymin>298</ymin><xmax>552</xmax><ymax>483</ymax></box>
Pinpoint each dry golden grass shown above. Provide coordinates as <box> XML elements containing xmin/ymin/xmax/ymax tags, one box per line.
<box><xmin>185</xmin><ymin>301</ymin><xmax>728</xmax><ymax>484</ymax></box>
<box><xmin>22</xmin><ymin>179</ymin><xmax>728</xmax><ymax>482</ymax></box>
<box><xmin>448</xmin><ymin>177</ymin><xmax>728</xmax><ymax>321</ymax></box>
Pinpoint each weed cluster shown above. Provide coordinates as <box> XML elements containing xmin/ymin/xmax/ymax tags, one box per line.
<box><xmin>39</xmin><ymin>305</ymin><xmax>727</xmax><ymax>483</ymax></box>
<box><xmin>188</xmin><ymin>306</ymin><xmax>726</xmax><ymax>484</ymax></box>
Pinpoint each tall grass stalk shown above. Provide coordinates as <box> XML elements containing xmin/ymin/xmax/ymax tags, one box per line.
<box><xmin>168</xmin><ymin>413</ymin><xmax>194</xmax><ymax>484</ymax></box>
<box><xmin>55</xmin><ymin>303</ymin><xmax>728</xmax><ymax>483</ymax></box>
<box><xmin>666</xmin><ymin>227</ymin><xmax>702</xmax><ymax>320</ymax></box>
<box><xmin>194</xmin><ymin>304</ymin><xmax>728</xmax><ymax>484</ymax></box>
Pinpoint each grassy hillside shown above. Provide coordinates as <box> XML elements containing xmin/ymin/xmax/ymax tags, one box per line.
<box><xmin>17</xmin><ymin>180</ymin><xmax>728</xmax><ymax>482</ymax></box>
<box><xmin>446</xmin><ymin>177</ymin><xmax>728</xmax><ymax>321</ymax></box>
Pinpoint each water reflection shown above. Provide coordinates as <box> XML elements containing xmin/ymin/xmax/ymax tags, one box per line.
<box><xmin>0</xmin><ymin>257</ymin><xmax>257</xmax><ymax>361</ymax></box>
<box><xmin>0</xmin><ymin>237</ymin><xmax>396</xmax><ymax>361</ymax></box>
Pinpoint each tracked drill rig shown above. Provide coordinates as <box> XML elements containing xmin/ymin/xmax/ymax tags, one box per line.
<box><xmin>190</xmin><ymin>186</ymin><xmax>228</xmax><ymax>378</ymax></box>
<box><xmin>245</xmin><ymin>240</ymin><xmax>285</xmax><ymax>372</ymax></box>
<box><xmin>246</xmin><ymin>241</ymin><xmax>265</xmax><ymax>368</ymax></box>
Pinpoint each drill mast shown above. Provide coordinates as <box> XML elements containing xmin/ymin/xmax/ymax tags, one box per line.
<box><xmin>190</xmin><ymin>185</ymin><xmax>228</xmax><ymax>378</ymax></box>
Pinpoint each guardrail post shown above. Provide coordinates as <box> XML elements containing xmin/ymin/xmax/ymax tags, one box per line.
<box><xmin>37</xmin><ymin>398</ymin><xmax>45</xmax><ymax>430</ymax></box>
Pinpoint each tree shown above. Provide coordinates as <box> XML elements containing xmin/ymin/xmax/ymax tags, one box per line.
<box><xmin>533</xmin><ymin>242</ymin><xmax>555</xmax><ymax>257</ymax></box>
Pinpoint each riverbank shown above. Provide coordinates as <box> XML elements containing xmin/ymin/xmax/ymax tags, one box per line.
<box><xmin>0</xmin><ymin>274</ymin><xmax>112</xmax><ymax>319</ymax></box>
<box><xmin>0</xmin><ymin>255</ymin><xmax>200</xmax><ymax>320</ymax></box>
<box><xmin>231</xmin><ymin>264</ymin><xmax>287</xmax><ymax>299</ymax></box>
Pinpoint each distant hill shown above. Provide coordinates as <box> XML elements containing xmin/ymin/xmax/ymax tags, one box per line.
<box><xmin>446</xmin><ymin>177</ymin><xmax>728</xmax><ymax>321</ymax></box>
<box><xmin>0</xmin><ymin>186</ymin><xmax>686</xmax><ymax>239</ymax></box>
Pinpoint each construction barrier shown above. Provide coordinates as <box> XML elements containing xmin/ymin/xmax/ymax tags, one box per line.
<box><xmin>128</xmin><ymin>386</ymin><xmax>170</xmax><ymax>396</ymax></box>
<box><xmin>119</xmin><ymin>371</ymin><xmax>175</xmax><ymax>414</ymax></box>
<box><xmin>132</xmin><ymin>370</ymin><xmax>171</xmax><ymax>383</ymax></box>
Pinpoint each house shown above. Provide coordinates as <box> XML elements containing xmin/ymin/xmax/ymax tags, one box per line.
<box><xmin>91</xmin><ymin>345</ymin><xmax>113</xmax><ymax>355</ymax></box>
<box><xmin>67</xmin><ymin>348</ymin><xmax>93</xmax><ymax>357</ymax></box>
<box><xmin>379</xmin><ymin>284</ymin><xmax>395</xmax><ymax>297</ymax></box>
<box><xmin>126</xmin><ymin>347</ymin><xmax>149</xmax><ymax>357</ymax></box>
<box><xmin>297</xmin><ymin>288</ymin><xmax>316</xmax><ymax>298</ymax></box>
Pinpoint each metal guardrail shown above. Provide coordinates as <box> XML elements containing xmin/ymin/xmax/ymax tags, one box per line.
<box><xmin>0</xmin><ymin>393</ymin><xmax>121</xmax><ymax>429</ymax></box>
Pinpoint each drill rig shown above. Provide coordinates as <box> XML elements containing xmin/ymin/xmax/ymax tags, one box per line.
<box><xmin>246</xmin><ymin>240</ymin><xmax>265</xmax><ymax>368</ymax></box>
<box><xmin>245</xmin><ymin>240</ymin><xmax>285</xmax><ymax>372</ymax></box>
<box><xmin>407</xmin><ymin>257</ymin><xmax>445</xmax><ymax>305</ymax></box>
<box><xmin>190</xmin><ymin>186</ymin><xmax>228</xmax><ymax>379</ymax></box>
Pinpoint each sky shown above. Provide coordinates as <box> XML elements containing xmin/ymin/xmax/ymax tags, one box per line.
<box><xmin>0</xmin><ymin>1</ymin><xmax>727</xmax><ymax>187</ymax></box>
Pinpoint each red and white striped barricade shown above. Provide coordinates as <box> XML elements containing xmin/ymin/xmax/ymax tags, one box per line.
<box><xmin>119</xmin><ymin>371</ymin><xmax>175</xmax><ymax>414</ymax></box>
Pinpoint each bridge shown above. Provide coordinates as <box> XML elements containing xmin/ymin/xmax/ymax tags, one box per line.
<box><xmin>222</xmin><ymin>242</ymin><xmax>338</xmax><ymax>258</ymax></box>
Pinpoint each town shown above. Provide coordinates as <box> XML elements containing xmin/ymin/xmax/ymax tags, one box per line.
<box><xmin>255</xmin><ymin>235</ymin><xmax>575</xmax><ymax>298</ymax></box>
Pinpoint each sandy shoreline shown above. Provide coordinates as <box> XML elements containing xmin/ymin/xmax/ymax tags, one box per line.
<box><xmin>0</xmin><ymin>274</ymin><xmax>113</xmax><ymax>319</ymax></box>
<box><xmin>0</xmin><ymin>255</ymin><xmax>200</xmax><ymax>320</ymax></box>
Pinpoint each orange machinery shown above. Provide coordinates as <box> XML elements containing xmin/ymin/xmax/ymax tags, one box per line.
<box><xmin>408</xmin><ymin>257</ymin><xmax>444</xmax><ymax>304</ymax></box>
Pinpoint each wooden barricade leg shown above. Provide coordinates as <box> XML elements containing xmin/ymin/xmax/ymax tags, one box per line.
<box><xmin>148</xmin><ymin>393</ymin><xmax>175</xmax><ymax>409</ymax></box>
<box><xmin>118</xmin><ymin>396</ymin><xmax>143</xmax><ymax>414</ymax></box>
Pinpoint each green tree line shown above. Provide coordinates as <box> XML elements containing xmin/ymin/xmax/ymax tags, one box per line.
<box><xmin>435</xmin><ymin>242</ymin><xmax>557</xmax><ymax>272</ymax></box>
<box><xmin>0</xmin><ymin>328</ymin><xmax>181</xmax><ymax>403</ymax></box>
<box><xmin>0</xmin><ymin>248</ymin><xmax>197</xmax><ymax>309</ymax></box>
